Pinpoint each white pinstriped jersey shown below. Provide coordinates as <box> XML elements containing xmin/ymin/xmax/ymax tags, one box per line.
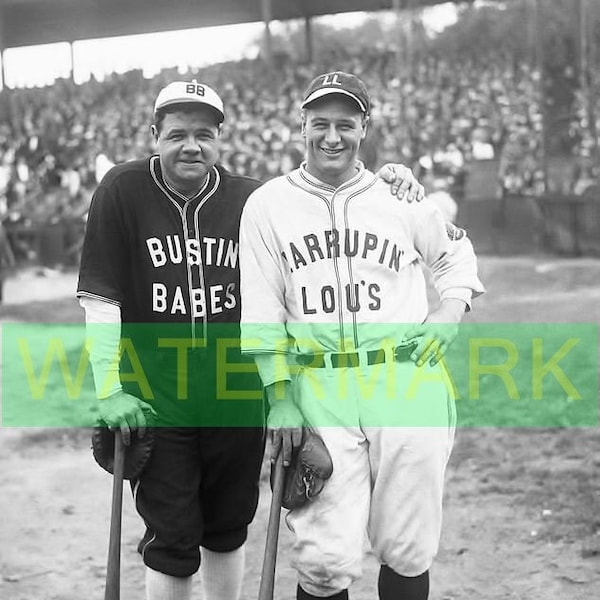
<box><xmin>240</xmin><ymin>163</ymin><xmax>485</xmax><ymax>355</ymax></box>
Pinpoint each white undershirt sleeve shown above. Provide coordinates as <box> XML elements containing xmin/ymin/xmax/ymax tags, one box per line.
<box><xmin>79</xmin><ymin>296</ymin><xmax>122</xmax><ymax>399</ymax></box>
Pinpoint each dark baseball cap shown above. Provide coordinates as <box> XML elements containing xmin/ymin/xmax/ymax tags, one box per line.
<box><xmin>301</xmin><ymin>71</ymin><xmax>370</xmax><ymax>114</ymax></box>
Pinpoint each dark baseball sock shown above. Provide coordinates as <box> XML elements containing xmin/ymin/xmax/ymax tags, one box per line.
<box><xmin>378</xmin><ymin>565</ymin><xmax>429</xmax><ymax>600</ymax></box>
<box><xmin>297</xmin><ymin>584</ymin><xmax>349</xmax><ymax>600</ymax></box>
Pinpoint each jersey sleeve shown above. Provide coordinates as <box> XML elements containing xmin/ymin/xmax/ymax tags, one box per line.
<box><xmin>411</xmin><ymin>198</ymin><xmax>485</xmax><ymax>308</ymax></box>
<box><xmin>77</xmin><ymin>179</ymin><xmax>130</xmax><ymax>306</ymax></box>
<box><xmin>239</xmin><ymin>192</ymin><xmax>290</xmax><ymax>358</ymax></box>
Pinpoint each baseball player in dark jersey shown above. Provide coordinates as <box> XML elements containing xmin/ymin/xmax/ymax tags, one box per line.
<box><xmin>77</xmin><ymin>79</ymin><xmax>425</xmax><ymax>600</ymax></box>
<box><xmin>240</xmin><ymin>72</ymin><xmax>485</xmax><ymax>600</ymax></box>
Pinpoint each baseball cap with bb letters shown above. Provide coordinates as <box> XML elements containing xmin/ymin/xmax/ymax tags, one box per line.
<box><xmin>153</xmin><ymin>81</ymin><xmax>225</xmax><ymax>122</ymax></box>
<box><xmin>301</xmin><ymin>71</ymin><xmax>371</xmax><ymax>114</ymax></box>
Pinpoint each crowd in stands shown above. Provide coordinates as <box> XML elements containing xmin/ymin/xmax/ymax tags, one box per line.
<box><xmin>568</xmin><ymin>66</ymin><xmax>600</xmax><ymax>196</ymax></box>
<box><xmin>0</xmin><ymin>44</ymin><xmax>596</xmax><ymax>264</ymax></box>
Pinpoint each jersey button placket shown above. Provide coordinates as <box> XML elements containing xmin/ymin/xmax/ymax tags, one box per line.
<box><xmin>184</xmin><ymin>206</ymin><xmax>202</xmax><ymax>330</ymax></box>
<box><xmin>329</xmin><ymin>190</ymin><xmax>348</xmax><ymax>352</ymax></box>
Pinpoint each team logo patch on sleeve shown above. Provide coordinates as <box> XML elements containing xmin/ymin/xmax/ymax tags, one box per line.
<box><xmin>446</xmin><ymin>222</ymin><xmax>465</xmax><ymax>241</ymax></box>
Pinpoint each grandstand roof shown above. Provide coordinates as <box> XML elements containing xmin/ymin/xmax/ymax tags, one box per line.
<box><xmin>0</xmin><ymin>0</ymin><xmax>459</xmax><ymax>49</ymax></box>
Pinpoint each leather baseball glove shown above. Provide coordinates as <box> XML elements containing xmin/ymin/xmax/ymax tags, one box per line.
<box><xmin>91</xmin><ymin>421</ymin><xmax>155</xmax><ymax>480</ymax></box>
<box><xmin>273</xmin><ymin>428</ymin><xmax>334</xmax><ymax>510</ymax></box>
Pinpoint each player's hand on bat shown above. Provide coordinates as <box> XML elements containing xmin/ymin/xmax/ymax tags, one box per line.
<box><xmin>403</xmin><ymin>299</ymin><xmax>467</xmax><ymax>367</ymax></box>
<box><xmin>264</xmin><ymin>381</ymin><xmax>304</xmax><ymax>468</ymax></box>
<box><xmin>98</xmin><ymin>390</ymin><xmax>157</xmax><ymax>446</ymax></box>
<box><xmin>376</xmin><ymin>163</ymin><xmax>425</xmax><ymax>203</ymax></box>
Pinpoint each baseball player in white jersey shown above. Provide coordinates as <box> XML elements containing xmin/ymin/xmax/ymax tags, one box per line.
<box><xmin>239</xmin><ymin>72</ymin><xmax>485</xmax><ymax>600</ymax></box>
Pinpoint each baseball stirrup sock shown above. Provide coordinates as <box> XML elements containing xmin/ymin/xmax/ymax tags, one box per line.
<box><xmin>200</xmin><ymin>545</ymin><xmax>245</xmax><ymax>600</ymax></box>
<box><xmin>378</xmin><ymin>566</ymin><xmax>429</xmax><ymax>600</ymax></box>
<box><xmin>145</xmin><ymin>566</ymin><xmax>192</xmax><ymax>600</ymax></box>
<box><xmin>297</xmin><ymin>584</ymin><xmax>349</xmax><ymax>600</ymax></box>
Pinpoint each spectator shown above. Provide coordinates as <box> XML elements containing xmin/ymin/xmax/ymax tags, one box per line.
<box><xmin>0</xmin><ymin>216</ymin><xmax>16</xmax><ymax>302</ymax></box>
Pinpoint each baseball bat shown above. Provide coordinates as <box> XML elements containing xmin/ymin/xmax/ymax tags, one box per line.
<box><xmin>258</xmin><ymin>452</ymin><xmax>285</xmax><ymax>600</ymax></box>
<box><xmin>104</xmin><ymin>432</ymin><xmax>125</xmax><ymax>600</ymax></box>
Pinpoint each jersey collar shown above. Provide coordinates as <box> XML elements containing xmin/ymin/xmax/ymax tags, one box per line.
<box><xmin>150</xmin><ymin>155</ymin><xmax>217</xmax><ymax>204</ymax></box>
<box><xmin>293</xmin><ymin>160</ymin><xmax>373</xmax><ymax>196</ymax></box>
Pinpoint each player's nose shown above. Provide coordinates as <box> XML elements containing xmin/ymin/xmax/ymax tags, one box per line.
<box><xmin>181</xmin><ymin>135</ymin><xmax>202</xmax><ymax>152</ymax></box>
<box><xmin>324</xmin><ymin>124</ymin><xmax>341</xmax><ymax>145</ymax></box>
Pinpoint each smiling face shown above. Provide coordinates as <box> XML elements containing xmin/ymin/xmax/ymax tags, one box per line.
<box><xmin>302</xmin><ymin>95</ymin><xmax>368</xmax><ymax>188</ymax></box>
<box><xmin>152</xmin><ymin>105</ymin><xmax>221</xmax><ymax>197</ymax></box>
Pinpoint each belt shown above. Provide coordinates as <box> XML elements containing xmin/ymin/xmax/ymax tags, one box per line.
<box><xmin>296</xmin><ymin>341</ymin><xmax>418</xmax><ymax>369</ymax></box>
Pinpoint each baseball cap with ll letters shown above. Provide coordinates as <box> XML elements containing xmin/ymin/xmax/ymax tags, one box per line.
<box><xmin>301</xmin><ymin>71</ymin><xmax>370</xmax><ymax>114</ymax></box>
<box><xmin>154</xmin><ymin>81</ymin><xmax>225</xmax><ymax>122</ymax></box>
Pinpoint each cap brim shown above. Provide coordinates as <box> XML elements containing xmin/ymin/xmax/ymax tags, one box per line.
<box><xmin>154</xmin><ymin>99</ymin><xmax>225</xmax><ymax>122</ymax></box>
<box><xmin>301</xmin><ymin>88</ymin><xmax>367</xmax><ymax>113</ymax></box>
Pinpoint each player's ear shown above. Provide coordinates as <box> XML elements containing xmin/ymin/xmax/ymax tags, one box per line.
<box><xmin>300</xmin><ymin>111</ymin><xmax>307</xmax><ymax>137</ymax></box>
<box><xmin>360</xmin><ymin>114</ymin><xmax>370</xmax><ymax>140</ymax></box>
<box><xmin>150</xmin><ymin>124</ymin><xmax>159</xmax><ymax>143</ymax></box>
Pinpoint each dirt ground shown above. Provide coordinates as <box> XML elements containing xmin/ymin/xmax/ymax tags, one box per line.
<box><xmin>1</xmin><ymin>256</ymin><xmax>599</xmax><ymax>600</ymax></box>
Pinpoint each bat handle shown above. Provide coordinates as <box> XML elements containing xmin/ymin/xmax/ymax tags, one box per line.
<box><xmin>258</xmin><ymin>452</ymin><xmax>285</xmax><ymax>600</ymax></box>
<box><xmin>105</xmin><ymin>432</ymin><xmax>125</xmax><ymax>600</ymax></box>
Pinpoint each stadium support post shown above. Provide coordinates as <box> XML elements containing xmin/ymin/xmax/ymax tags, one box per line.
<box><xmin>579</xmin><ymin>0</ymin><xmax>597</xmax><ymax>168</ymax></box>
<box><xmin>392</xmin><ymin>0</ymin><xmax>402</xmax><ymax>71</ymax></box>
<box><xmin>69</xmin><ymin>41</ymin><xmax>75</xmax><ymax>83</ymax></box>
<box><xmin>406</xmin><ymin>0</ymin><xmax>415</xmax><ymax>80</ymax></box>
<box><xmin>534</xmin><ymin>0</ymin><xmax>548</xmax><ymax>192</ymax></box>
<box><xmin>304</xmin><ymin>14</ymin><xmax>313</xmax><ymax>64</ymax></box>
<box><xmin>392</xmin><ymin>0</ymin><xmax>404</xmax><ymax>124</ymax></box>
<box><xmin>261</xmin><ymin>0</ymin><xmax>273</xmax><ymax>69</ymax></box>
<box><xmin>0</xmin><ymin>9</ymin><xmax>5</xmax><ymax>88</ymax></box>
<box><xmin>526</xmin><ymin>0</ymin><xmax>536</xmax><ymax>64</ymax></box>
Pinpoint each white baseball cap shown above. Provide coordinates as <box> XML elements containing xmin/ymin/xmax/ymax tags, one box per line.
<box><xmin>153</xmin><ymin>81</ymin><xmax>225</xmax><ymax>122</ymax></box>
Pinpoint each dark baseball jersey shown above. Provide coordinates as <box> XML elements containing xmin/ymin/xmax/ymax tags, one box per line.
<box><xmin>78</xmin><ymin>156</ymin><xmax>260</xmax><ymax>326</ymax></box>
<box><xmin>77</xmin><ymin>156</ymin><xmax>262</xmax><ymax>423</ymax></box>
